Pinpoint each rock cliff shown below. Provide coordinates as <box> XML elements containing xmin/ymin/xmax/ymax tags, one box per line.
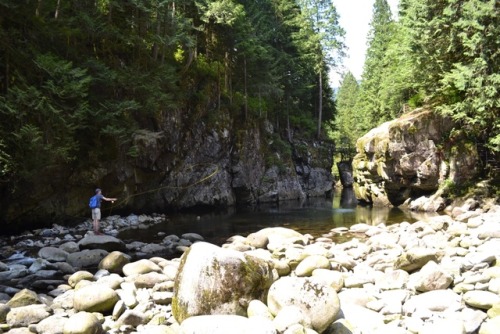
<box><xmin>1</xmin><ymin>119</ymin><xmax>333</xmax><ymax>231</ymax></box>
<box><xmin>352</xmin><ymin>108</ymin><xmax>479</xmax><ymax>211</ymax></box>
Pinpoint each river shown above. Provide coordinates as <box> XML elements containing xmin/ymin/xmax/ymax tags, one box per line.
<box><xmin>119</xmin><ymin>188</ymin><xmax>441</xmax><ymax>246</ymax></box>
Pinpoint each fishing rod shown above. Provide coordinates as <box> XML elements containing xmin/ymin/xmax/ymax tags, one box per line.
<box><xmin>106</xmin><ymin>163</ymin><xmax>220</xmax><ymax>215</ymax></box>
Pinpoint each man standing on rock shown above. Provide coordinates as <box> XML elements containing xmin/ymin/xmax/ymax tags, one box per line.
<box><xmin>90</xmin><ymin>188</ymin><xmax>117</xmax><ymax>235</ymax></box>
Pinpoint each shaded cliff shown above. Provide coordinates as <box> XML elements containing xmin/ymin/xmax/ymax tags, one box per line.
<box><xmin>0</xmin><ymin>118</ymin><xmax>333</xmax><ymax>232</ymax></box>
<box><xmin>352</xmin><ymin>108</ymin><xmax>480</xmax><ymax>211</ymax></box>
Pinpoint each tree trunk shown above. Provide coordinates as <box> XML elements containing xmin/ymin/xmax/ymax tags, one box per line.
<box><xmin>36</xmin><ymin>0</ymin><xmax>42</xmax><ymax>17</ymax></box>
<box><xmin>55</xmin><ymin>0</ymin><xmax>61</xmax><ymax>19</ymax></box>
<box><xmin>244</xmin><ymin>56</ymin><xmax>248</xmax><ymax>121</ymax></box>
<box><xmin>317</xmin><ymin>69</ymin><xmax>323</xmax><ymax>139</ymax></box>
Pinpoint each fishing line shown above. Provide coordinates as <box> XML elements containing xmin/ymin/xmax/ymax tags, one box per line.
<box><xmin>106</xmin><ymin>163</ymin><xmax>220</xmax><ymax>215</ymax></box>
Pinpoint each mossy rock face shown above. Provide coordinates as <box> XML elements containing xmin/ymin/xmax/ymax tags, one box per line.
<box><xmin>172</xmin><ymin>242</ymin><xmax>274</xmax><ymax>323</ymax></box>
<box><xmin>352</xmin><ymin>108</ymin><xmax>479</xmax><ymax>210</ymax></box>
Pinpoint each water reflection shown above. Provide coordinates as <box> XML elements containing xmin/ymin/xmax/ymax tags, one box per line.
<box><xmin>118</xmin><ymin>188</ymin><xmax>438</xmax><ymax>246</ymax></box>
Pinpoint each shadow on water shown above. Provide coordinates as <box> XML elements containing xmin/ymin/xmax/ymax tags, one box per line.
<box><xmin>118</xmin><ymin>188</ymin><xmax>442</xmax><ymax>246</ymax></box>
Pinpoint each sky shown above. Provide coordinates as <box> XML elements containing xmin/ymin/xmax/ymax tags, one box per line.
<box><xmin>330</xmin><ymin>0</ymin><xmax>399</xmax><ymax>87</ymax></box>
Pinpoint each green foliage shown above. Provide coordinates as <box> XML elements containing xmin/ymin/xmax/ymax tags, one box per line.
<box><xmin>0</xmin><ymin>0</ymin><xmax>340</xmax><ymax>201</ymax></box>
<box><xmin>332</xmin><ymin>72</ymin><xmax>360</xmax><ymax>147</ymax></box>
<box><xmin>400</xmin><ymin>0</ymin><xmax>500</xmax><ymax>152</ymax></box>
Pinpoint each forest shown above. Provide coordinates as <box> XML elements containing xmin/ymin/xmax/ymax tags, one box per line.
<box><xmin>0</xmin><ymin>0</ymin><xmax>498</xmax><ymax>225</ymax></box>
<box><xmin>333</xmin><ymin>0</ymin><xmax>499</xmax><ymax>165</ymax></box>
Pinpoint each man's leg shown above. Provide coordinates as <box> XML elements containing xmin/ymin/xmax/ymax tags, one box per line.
<box><xmin>94</xmin><ymin>208</ymin><xmax>101</xmax><ymax>234</ymax></box>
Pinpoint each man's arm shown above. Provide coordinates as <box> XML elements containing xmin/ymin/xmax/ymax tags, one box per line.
<box><xmin>103</xmin><ymin>196</ymin><xmax>117</xmax><ymax>202</ymax></box>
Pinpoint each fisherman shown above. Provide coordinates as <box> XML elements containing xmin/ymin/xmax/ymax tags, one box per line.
<box><xmin>89</xmin><ymin>188</ymin><xmax>117</xmax><ymax>234</ymax></box>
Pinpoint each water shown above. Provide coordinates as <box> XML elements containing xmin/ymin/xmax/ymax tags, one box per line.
<box><xmin>119</xmin><ymin>188</ymin><xmax>441</xmax><ymax>246</ymax></box>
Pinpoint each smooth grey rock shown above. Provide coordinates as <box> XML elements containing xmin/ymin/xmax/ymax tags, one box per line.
<box><xmin>62</xmin><ymin>311</ymin><xmax>103</xmax><ymax>334</ymax></box>
<box><xmin>375</xmin><ymin>269</ymin><xmax>409</xmax><ymax>290</ymax></box>
<box><xmin>77</xmin><ymin>234</ymin><xmax>126</xmax><ymax>252</ymax></box>
<box><xmin>73</xmin><ymin>284</ymin><xmax>119</xmax><ymax>313</ymax></box>
<box><xmin>35</xmin><ymin>315</ymin><xmax>68</xmax><ymax>334</ymax></box>
<box><xmin>334</xmin><ymin>303</ymin><xmax>384</xmax><ymax>333</ymax></box>
<box><xmin>6</xmin><ymin>289</ymin><xmax>41</xmax><ymax>308</ymax></box>
<box><xmin>419</xmin><ymin>318</ymin><xmax>466</xmax><ymax>334</ymax></box>
<box><xmin>67</xmin><ymin>249</ymin><xmax>109</xmax><ymax>269</ymax></box>
<box><xmin>247</xmin><ymin>299</ymin><xmax>273</xmax><ymax>320</ymax></box>
<box><xmin>311</xmin><ymin>269</ymin><xmax>344</xmax><ymax>292</ymax></box>
<box><xmin>122</xmin><ymin>259</ymin><xmax>162</xmax><ymax>276</ymax></box>
<box><xmin>403</xmin><ymin>290</ymin><xmax>462</xmax><ymax>314</ymax></box>
<box><xmin>394</xmin><ymin>247</ymin><xmax>444</xmax><ymax>272</ymax></box>
<box><xmin>97</xmin><ymin>251</ymin><xmax>130</xmax><ymax>274</ymax></box>
<box><xmin>411</xmin><ymin>261</ymin><xmax>453</xmax><ymax>292</ymax></box>
<box><xmin>6</xmin><ymin>304</ymin><xmax>52</xmax><ymax>328</ymax></box>
<box><xmin>273</xmin><ymin>305</ymin><xmax>311</xmax><ymax>332</ymax></box>
<box><xmin>295</xmin><ymin>255</ymin><xmax>330</xmax><ymax>277</ymax></box>
<box><xmin>268</xmin><ymin>276</ymin><xmax>340</xmax><ymax>333</ymax></box>
<box><xmin>38</xmin><ymin>247</ymin><xmax>69</xmax><ymax>262</ymax></box>
<box><xmin>463</xmin><ymin>291</ymin><xmax>500</xmax><ymax>310</ymax></box>
<box><xmin>180</xmin><ymin>314</ymin><xmax>276</xmax><ymax>334</ymax></box>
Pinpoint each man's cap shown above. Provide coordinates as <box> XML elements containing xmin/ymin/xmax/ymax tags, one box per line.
<box><xmin>95</xmin><ymin>188</ymin><xmax>102</xmax><ymax>193</ymax></box>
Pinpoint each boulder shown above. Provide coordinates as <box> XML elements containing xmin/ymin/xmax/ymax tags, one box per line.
<box><xmin>73</xmin><ymin>284</ymin><xmax>119</xmax><ymax>313</ymax></box>
<box><xmin>333</xmin><ymin>303</ymin><xmax>384</xmax><ymax>333</ymax></box>
<box><xmin>295</xmin><ymin>255</ymin><xmax>330</xmax><ymax>277</ymax></box>
<box><xmin>38</xmin><ymin>247</ymin><xmax>69</xmax><ymax>262</ymax></box>
<box><xmin>78</xmin><ymin>235</ymin><xmax>126</xmax><ymax>252</ymax></box>
<box><xmin>403</xmin><ymin>290</ymin><xmax>462</xmax><ymax>315</ymax></box>
<box><xmin>0</xmin><ymin>303</ymin><xmax>10</xmax><ymax>322</ymax></box>
<box><xmin>180</xmin><ymin>314</ymin><xmax>276</xmax><ymax>334</ymax></box>
<box><xmin>172</xmin><ymin>242</ymin><xmax>274</xmax><ymax>323</ymax></box>
<box><xmin>479</xmin><ymin>317</ymin><xmax>500</xmax><ymax>334</ymax></box>
<box><xmin>35</xmin><ymin>315</ymin><xmax>68</xmax><ymax>334</ymax></box>
<box><xmin>63</xmin><ymin>311</ymin><xmax>103</xmax><ymax>334</ymax></box>
<box><xmin>352</xmin><ymin>108</ymin><xmax>478</xmax><ymax>208</ymax></box>
<box><xmin>273</xmin><ymin>305</ymin><xmax>311</xmax><ymax>332</ymax></box>
<box><xmin>410</xmin><ymin>261</ymin><xmax>453</xmax><ymax>292</ymax></box>
<box><xmin>267</xmin><ymin>276</ymin><xmax>340</xmax><ymax>333</ymax></box>
<box><xmin>68</xmin><ymin>271</ymin><xmax>94</xmax><ymax>288</ymax></box>
<box><xmin>67</xmin><ymin>249</ymin><xmax>109</xmax><ymax>269</ymax></box>
<box><xmin>6</xmin><ymin>289</ymin><xmax>41</xmax><ymax>308</ymax></box>
<box><xmin>250</xmin><ymin>227</ymin><xmax>307</xmax><ymax>251</ymax></box>
<box><xmin>463</xmin><ymin>291</ymin><xmax>500</xmax><ymax>310</ymax></box>
<box><xmin>394</xmin><ymin>247</ymin><xmax>444</xmax><ymax>272</ymax></box>
<box><xmin>247</xmin><ymin>299</ymin><xmax>274</xmax><ymax>320</ymax></box>
<box><xmin>98</xmin><ymin>251</ymin><xmax>130</xmax><ymax>274</ymax></box>
<box><xmin>122</xmin><ymin>259</ymin><xmax>162</xmax><ymax>276</ymax></box>
<box><xmin>6</xmin><ymin>304</ymin><xmax>52</xmax><ymax>328</ymax></box>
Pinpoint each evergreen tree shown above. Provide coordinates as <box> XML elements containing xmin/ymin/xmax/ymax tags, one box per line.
<box><xmin>354</xmin><ymin>0</ymin><xmax>395</xmax><ymax>131</ymax></box>
<box><xmin>296</xmin><ymin>0</ymin><xmax>345</xmax><ymax>138</ymax></box>
<box><xmin>333</xmin><ymin>72</ymin><xmax>359</xmax><ymax>150</ymax></box>
<box><xmin>400</xmin><ymin>0</ymin><xmax>500</xmax><ymax>152</ymax></box>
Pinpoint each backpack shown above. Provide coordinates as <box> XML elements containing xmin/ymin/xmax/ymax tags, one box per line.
<box><xmin>89</xmin><ymin>195</ymin><xmax>99</xmax><ymax>209</ymax></box>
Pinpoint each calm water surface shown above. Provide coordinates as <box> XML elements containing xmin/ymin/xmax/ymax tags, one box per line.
<box><xmin>119</xmin><ymin>188</ymin><xmax>441</xmax><ymax>246</ymax></box>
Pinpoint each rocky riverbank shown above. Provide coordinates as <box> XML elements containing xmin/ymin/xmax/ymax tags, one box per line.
<box><xmin>0</xmin><ymin>199</ymin><xmax>499</xmax><ymax>333</ymax></box>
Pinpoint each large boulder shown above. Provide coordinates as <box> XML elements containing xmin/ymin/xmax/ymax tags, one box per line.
<box><xmin>172</xmin><ymin>242</ymin><xmax>274</xmax><ymax>323</ymax></box>
<box><xmin>267</xmin><ymin>276</ymin><xmax>340</xmax><ymax>333</ymax></box>
<box><xmin>352</xmin><ymin>108</ymin><xmax>478</xmax><ymax>210</ymax></box>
